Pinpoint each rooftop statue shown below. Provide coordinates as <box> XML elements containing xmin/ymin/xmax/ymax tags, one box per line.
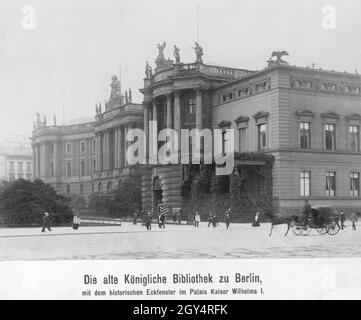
<box><xmin>174</xmin><ymin>45</ymin><xmax>181</xmax><ymax>64</ymax></box>
<box><xmin>155</xmin><ymin>41</ymin><xmax>167</xmax><ymax>69</ymax></box>
<box><xmin>129</xmin><ymin>88</ymin><xmax>132</xmax><ymax>103</ymax></box>
<box><xmin>145</xmin><ymin>61</ymin><xmax>151</xmax><ymax>79</ymax></box>
<box><xmin>193</xmin><ymin>42</ymin><xmax>204</xmax><ymax>63</ymax></box>
<box><xmin>110</xmin><ymin>75</ymin><xmax>121</xmax><ymax>99</ymax></box>
<box><xmin>271</xmin><ymin>50</ymin><xmax>289</xmax><ymax>64</ymax></box>
<box><xmin>125</xmin><ymin>90</ymin><xmax>129</xmax><ymax>103</ymax></box>
<box><xmin>53</xmin><ymin>114</ymin><xmax>57</xmax><ymax>126</ymax></box>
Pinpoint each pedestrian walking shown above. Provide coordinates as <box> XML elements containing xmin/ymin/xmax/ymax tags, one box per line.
<box><xmin>340</xmin><ymin>210</ymin><xmax>346</xmax><ymax>230</ymax></box>
<box><xmin>212</xmin><ymin>212</ymin><xmax>219</xmax><ymax>228</ymax></box>
<box><xmin>351</xmin><ymin>212</ymin><xmax>358</xmax><ymax>230</ymax></box>
<box><xmin>41</xmin><ymin>212</ymin><xmax>52</xmax><ymax>232</ymax></box>
<box><xmin>252</xmin><ymin>211</ymin><xmax>261</xmax><ymax>227</ymax></box>
<box><xmin>225</xmin><ymin>208</ymin><xmax>231</xmax><ymax>230</ymax></box>
<box><xmin>194</xmin><ymin>210</ymin><xmax>201</xmax><ymax>228</ymax></box>
<box><xmin>133</xmin><ymin>209</ymin><xmax>139</xmax><ymax>225</ymax></box>
<box><xmin>207</xmin><ymin>209</ymin><xmax>214</xmax><ymax>228</ymax></box>
<box><xmin>145</xmin><ymin>211</ymin><xmax>152</xmax><ymax>231</ymax></box>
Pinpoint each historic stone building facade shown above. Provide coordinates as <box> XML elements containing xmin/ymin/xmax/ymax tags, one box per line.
<box><xmin>32</xmin><ymin>44</ymin><xmax>361</xmax><ymax>217</ymax></box>
<box><xmin>140</xmin><ymin>44</ymin><xmax>361</xmax><ymax>216</ymax></box>
<box><xmin>31</xmin><ymin>76</ymin><xmax>143</xmax><ymax>195</ymax></box>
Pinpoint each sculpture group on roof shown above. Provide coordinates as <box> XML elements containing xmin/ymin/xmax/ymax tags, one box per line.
<box><xmin>146</xmin><ymin>41</ymin><xmax>205</xmax><ymax>76</ymax></box>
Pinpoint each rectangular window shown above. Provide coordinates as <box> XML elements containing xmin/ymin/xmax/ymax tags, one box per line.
<box><xmin>326</xmin><ymin>171</ymin><xmax>336</xmax><ymax>197</ymax></box>
<box><xmin>349</xmin><ymin>125</ymin><xmax>360</xmax><ymax>152</ymax></box>
<box><xmin>18</xmin><ymin>162</ymin><xmax>23</xmax><ymax>172</ymax></box>
<box><xmin>350</xmin><ymin>172</ymin><xmax>360</xmax><ymax>197</ymax></box>
<box><xmin>50</xmin><ymin>144</ymin><xmax>54</xmax><ymax>155</ymax></box>
<box><xmin>26</xmin><ymin>173</ymin><xmax>32</xmax><ymax>180</ymax></box>
<box><xmin>80</xmin><ymin>161</ymin><xmax>85</xmax><ymax>177</ymax></box>
<box><xmin>238</xmin><ymin>127</ymin><xmax>248</xmax><ymax>153</ymax></box>
<box><xmin>187</xmin><ymin>98</ymin><xmax>196</xmax><ymax>114</ymax></box>
<box><xmin>66</xmin><ymin>162</ymin><xmax>71</xmax><ymax>177</ymax></box>
<box><xmin>300</xmin><ymin>171</ymin><xmax>311</xmax><ymax>197</ymax></box>
<box><xmin>93</xmin><ymin>160</ymin><xmax>96</xmax><ymax>172</ymax></box>
<box><xmin>66</xmin><ymin>184</ymin><xmax>71</xmax><ymax>194</ymax></box>
<box><xmin>92</xmin><ymin>140</ymin><xmax>96</xmax><ymax>153</ymax></box>
<box><xmin>66</xmin><ymin>142</ymin><xmax>72</xmax><ymax>154</ymax></box>
<box><xmin>80</xmin><ymin>184</ymin><xmax>84</xmax><ymax>194</ymax></box>
<box><xmin>26</xmin><ymin>162</ymin><xmax>32</xmax><ymax>172</ymax></box>
<box><xmin>258</xmin><ymin>124</ymin><xmax>267</xmax><ymax>150</ymax></box>
<box><xmin>80</xmin><ymin>141</ymin><xmax>86</xmax><ymax>153</ymax></box>
<box><xmin>9</xmin><ymin>161</ymin><xmax>14</xmax><ymax>172</ymax></box>
<box><xmin>300</xmin><ymin>122</ymin><xmax>311</xmax><ymax>149</ymax></box>
<box><xmin>325</xmin><ymin>124</ymin><xmax>336</xmax><ymax>150</ymax></box>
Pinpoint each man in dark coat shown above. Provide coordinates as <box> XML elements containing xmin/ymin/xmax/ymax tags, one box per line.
<box><xmin>41</xmin><ymin>212</ymin><xmax>52</xmax><ymax>232</ymax></box>
<box><xmin>340</xmin><ymin>210</ymin><xmax>346</xmax><ymax>230</ymax></box>
<box><xmin>145</xmin><ymin>211</ymin><xmax>152</xmax><ymax>231</ymax></box>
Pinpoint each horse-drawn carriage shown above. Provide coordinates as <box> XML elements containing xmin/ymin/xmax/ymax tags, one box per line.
<box><xmin>291</xmin><ymin>206</ymin><xmax>340</xmax><ymax>236</ymax></box>
<box><xmin>269</xmin><ymin>205</ymin><xmax>341</xmax><ymax>236</ymax></box>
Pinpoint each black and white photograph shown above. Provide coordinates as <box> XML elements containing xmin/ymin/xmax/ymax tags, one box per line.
<box><xmin>0</xmin><ymin>0</ymin><xmax>361</xmax><ymax>301</ymax></box>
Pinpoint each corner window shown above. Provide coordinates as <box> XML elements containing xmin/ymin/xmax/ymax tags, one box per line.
<box><xmin>238</xmin><ymin>127</ymin><xmax>248</xmax><ymax>153</ymax></box>
<box><xmin>258</xmin><ymin>124</ymin><xmax>267</xmax><ymax>151</ymax></box>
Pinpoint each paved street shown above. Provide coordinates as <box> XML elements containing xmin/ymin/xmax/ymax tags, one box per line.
<box><xmin>0</xmin><ymin>221</ymin><xmax>360</xmax><ymax>261</ymax></box>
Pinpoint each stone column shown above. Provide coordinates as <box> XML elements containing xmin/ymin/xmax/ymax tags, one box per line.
<box><xmin>96</xmin><ymin>134</ymin><xmax>101</xmax><ymax>171</ymax></box>
<box><xmin>102</xmin><ymin>131</ymin><xmax>107</xmax><ymax>171</ymax></box>
<box><xmin>174</xmin><ymin>91</ymin><xmax>181</xmax><ymax>133</ymax></box>
<box><xmin>114</xmin><ymin>127</ymin><xmax>119</xmax><ymax>169</ymax></box>
<box><xmin>196</xmin><ymin>89</ymin><xmax>203</xmax><ymax>131</ymax></box>
<box><xmin>143</xmin><ymin>102</ymin><xmax>149</xmax><ymax>158</ymax></box>
<box><xmin>33</xmin><ymin>145</ymin><xmax>38</xmax><ymax>179</ymax></box>
<box><xmin>124</xmin><ymin>125</ymin><xmax>128</xmax><ymax>167</ymax></box>
<box><xmin>119</xmin><ymin>125</ymin><xmax>124</xmax><ymax>168</ymax></box>
<box><xmin>166</xmin><ymin>94</ymin><xmax>172</xmax><ymax>129</ymax></box>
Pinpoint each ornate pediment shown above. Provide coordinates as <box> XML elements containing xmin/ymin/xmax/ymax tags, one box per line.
<box><xmin>346</xmin><ymin>113</ymin><xmax>361</xmax><ymax>120</ymax></box>
<box><xmin>253</xmin><ymin>111</ymin><xmax>269</xmax><ymax>120</ymax></box>
<box><xmin>295</xmin><ymin>110</ymin><xmax>315</xmax><ymax>117</ymax></box>
<box><xmin>217</xmin><ymin>120</ymin><xmax>232</xmax><ymax>128</ymax></box>
<box><xmin>234</xmin><ymin>116</ymin><xmax>250</xmax><ymax>124</ymax></box>
<box><xmin>320</xmin><ymin>111</ymin><xmax>340</xmax><ymax>119</ymax></box>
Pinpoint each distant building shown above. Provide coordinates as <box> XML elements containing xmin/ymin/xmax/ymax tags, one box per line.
<box><xmin>0</xmin><ymin>135</ymin><xmax>33</xmax><ymax>181</ymax></box>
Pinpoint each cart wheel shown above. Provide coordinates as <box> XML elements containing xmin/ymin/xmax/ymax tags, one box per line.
<box><xmin>327</xmin><ymin>222</ymin><xmax>340</xmax><ymax>235</ymax></box>
<box><xmin>317</xmin><ymin>228</ymin><xmax>328</xmax><ymax>235</ymax></box>
<box><xmin>292</xmin><ymin>225</ymin><xmax>301</xmax><ymax>236</ymax></box>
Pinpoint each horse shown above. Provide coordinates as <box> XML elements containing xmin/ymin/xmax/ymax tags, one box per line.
<box><xmin>268</xmin><ymin>215</ymin><xmax>299</xmax><ymax>237</ymax></box>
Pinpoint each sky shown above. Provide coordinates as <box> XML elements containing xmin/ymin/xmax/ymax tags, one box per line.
<box><xmin>0</xmin><ymin>0</ymin><xmax>360</xmax><ymax>139</ymax></box>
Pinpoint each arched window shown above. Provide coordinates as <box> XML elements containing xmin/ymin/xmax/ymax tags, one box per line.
<box><xmin>107</xmin><ymin>181</ymin><xmax>113</xmax><ymax>192</ymax></box>
<box><xmin>98</xmin><ymin>182</ymin><xmax>102</xmax><ymax>193</ymax></box>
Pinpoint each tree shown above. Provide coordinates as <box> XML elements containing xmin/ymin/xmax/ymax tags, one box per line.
<box><xmin>0</xmin><ymin>179</ymin><xmax>72</xmax><ymax>226</ymax></box>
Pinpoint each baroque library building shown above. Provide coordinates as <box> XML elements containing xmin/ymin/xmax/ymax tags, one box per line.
<box><xmin>32</xmin><ymin>44</ymin><xmax>361</xmax><ymax>219</ymax></box>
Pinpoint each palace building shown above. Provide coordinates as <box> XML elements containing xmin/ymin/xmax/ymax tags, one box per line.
<box><xmin>32</xmin><ymin>44</ymin><xmax>361</xmax><ymax>218</ymax></box>
<box><xmin>31</xmin><ymin>76</ymin><xmax>143</xmax><ymax>195</ymax></box>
